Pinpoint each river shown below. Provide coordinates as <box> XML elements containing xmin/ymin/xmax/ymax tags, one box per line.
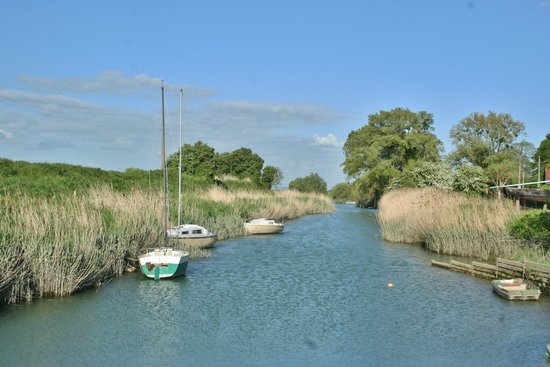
<box><xmin>0</xmin><ymin>204</ymin><xmax>549</xmax><ymax>366</ymax></box>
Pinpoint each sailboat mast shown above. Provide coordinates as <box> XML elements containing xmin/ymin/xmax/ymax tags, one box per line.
<box><xmin>177</xmin><ymin>89</ymin><xmax>183</xmax><ymax>227</ymax></box>
<box><xmin>161</xmin><ymin>83</ymin><xmax>168</xmax><ymax>247</ymax></box>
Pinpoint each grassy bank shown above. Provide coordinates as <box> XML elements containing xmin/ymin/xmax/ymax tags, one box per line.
<box><xmin>0</xmin><ymin>186</ymin><xmax>334</xmax><ymax>305</ymax></box>
<box><xmin>377</xmin><ymin>187</ymin><xmax>548</xmax><ymax>262</ymax></box>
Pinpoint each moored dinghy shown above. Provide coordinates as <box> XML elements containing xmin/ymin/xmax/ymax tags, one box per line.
<box><xmin>491</xmin><ymin>278</ymin><xmax>541</xmax><ymax>301</ymax></box>
<box><xmin>244</xmin><ymin>218</ymin><xmax>284</xmax><ymax>235</ymax></box>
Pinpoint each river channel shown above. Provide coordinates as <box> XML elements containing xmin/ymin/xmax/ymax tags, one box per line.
<box><xmin>0</xmin><ymin>204</ymin><xmax>549</xmax><ymax>366</ymax></box>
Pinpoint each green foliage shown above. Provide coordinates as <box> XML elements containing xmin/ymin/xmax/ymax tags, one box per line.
<box><xmin>342</xmin><ymin>108</ymin><xmax>442</xmax><ymax>204</ymax></box>
<box><xmin>449</xmin><ymin>111</ymin><xmax>525</xmax><ymax>168</ymax></box>
<box><xmin>260</xmin><ymin>166</ymin><xmax>283</xmax><ymax>189</ymax></box>
<box><xmin>167</xmin><ymin>141</ymin><xmax>216</xmax><ymax>181</ymax></box>
<box><xmin>534</xmin><ymin>134</ymin><xmax>550</xmax><ymax>178</ymax></box>
<box><xmin>508</xmin><ymin>211</ymin><xmax>550</xmax><ymax>247</ymax></box>
<box><xmin>0</xmin><ymin>158</ymin><xmax>159</xmax><ymax>197</ymax></box>
<box><xmin>330</xmin><ymin>182</ymin><xmax>356</xmax><ymax>202</ymax></box>
<box><xmin>389</xmin><ymin>162</ymin><xmax>453</xmax><ymax>191</ymax></box>
<box><xmin>216</xmin><ymin>147</ymin><xmax>264</xmax><ymax>183</ymax></box>
<box><xmin>452</xmin><ymin>165</ymin><xmax>488</xmax><ymax>194</ymax></box>
<box><xmin>447</xmin><ymin>111</ymin><xmax>535</xmax><ymax>188</ymax></box>
<box><xmin>289</xmin><ymin>172</ymin><xmax>328</xmax><ymax>194</ymax></box>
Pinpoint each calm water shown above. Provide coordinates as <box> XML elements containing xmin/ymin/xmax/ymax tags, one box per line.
<box><xmin>1</xmin><ymin>205</ymin><xmax>549</xmax><ymax>366</ymax></box>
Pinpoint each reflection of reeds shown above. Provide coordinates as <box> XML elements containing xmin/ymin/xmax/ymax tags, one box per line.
<box><xmin>0</xmin><ymin>185</ymin><xmax>333</xmax><ymax>304</ymax></box>
<box><xmin>378</xmin><ymin>187</ymin><xmax>524</xmax><ymax>260</ymax></box>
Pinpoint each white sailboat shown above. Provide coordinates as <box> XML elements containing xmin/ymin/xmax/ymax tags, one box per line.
<box><xmin>167</xmin><ymin>89</ymin><xmax>218</xmax><ymax>249</ymax></box>
<box><xmin>139</xmin><ymin>84</ymin><xmax>189</xmax><ymax>280</ymax></box>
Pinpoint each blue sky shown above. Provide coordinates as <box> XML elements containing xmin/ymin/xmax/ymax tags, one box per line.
<box><xmin>1</xmin><ymin>0</ymin><xmax>549</xmax><ymax>188</ymax></box>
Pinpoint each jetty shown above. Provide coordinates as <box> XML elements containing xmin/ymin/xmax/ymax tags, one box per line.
<box><xmin>432</xmin><ymin>257</ymin><xmax>550</xmax><ymax>294</ymax></box>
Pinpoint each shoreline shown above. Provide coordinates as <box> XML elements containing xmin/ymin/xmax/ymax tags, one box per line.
<box><xmin>0</xmin><ymin>186</ymin><xmax>334</xmax><ymax>305</ymax></box>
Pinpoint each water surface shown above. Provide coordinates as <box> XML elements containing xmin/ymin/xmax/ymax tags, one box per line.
<box><xmin>1</xmin><ymin>205</ymin><xmax>549</xmax><ymax>366</ymax></box>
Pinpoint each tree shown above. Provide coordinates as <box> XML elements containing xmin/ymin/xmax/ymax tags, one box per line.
<box><xmin>330</xmin><ymin>182</ymin><xmax>356</xmax><ymax>202</ymax></box>
<box><xmin>289</xmin><ymin>173</ymin><xmax>328</xmax><ymax>194</ymax></box>
<box><xmin>215</xmin><ymin>147</ymin><xmax>264</xmax><ymax>184</ymax></box>
<box><xmin>389</xmin><ymin>162</ymin><xmax>453</xmax><ymax>191</ymax></box>
<box><xmin>448</xmin><ymin>111</ymin><xmax>525</xmax><ymax>168</ymax></box>
<box><xmin>260</xmin><ymin>166</ymin><xmax>283</xmax><ymax>189</ymax></box>
<box><xmin>452</xmin><ymin>165</ymin><xmax>488</xmax><ymax>194</ymax></box>
<box><xmin>166</xmin><ymin>141</ymin><xmax>216</xmax><ymax>180</ymax></box>
<box><xmin>534</xmin><ymin>134</ymin><xmax>550</xmax><ymax>181</ymax></box>
<box><xmin>342</xmin><ymin>108</ymin><xmax>442</xmax><ymax>203</ymax></box>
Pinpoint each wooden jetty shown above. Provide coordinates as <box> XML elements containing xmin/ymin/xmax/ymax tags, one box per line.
<box><xmin>432</xmin><ymin>257</ymin><xmax>550</xmax><ymax>294</ymax></box>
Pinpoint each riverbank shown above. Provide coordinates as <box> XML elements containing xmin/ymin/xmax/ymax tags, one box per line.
<box><xmin>377</xmin><ymin>187</ymin><xmax>549</xmax><ymax>263</ymax></box>
<box><xmin>0</xmin><ymin>185</ymin><xmax>334</xmax><ymax>305</ymax></box>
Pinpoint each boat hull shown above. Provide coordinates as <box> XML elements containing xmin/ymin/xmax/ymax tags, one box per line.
<box><xmin>171</xmin><ymin>234</ymin><xmax>218</xmax><ymax>249</ymax></box>
<box><xmin>244</xmin><ymin>223</ymin><xmax>284</xmax><ymax>235</ymax></box>
<box><xmin>138</xmin><ymin>249</ymin><xmax>189</xmax><ymax>279</ymax></box>
<box><xmin>491</xmin><ymin>279</ymin><xmax>541</xmax><ymax>301</ymax></box>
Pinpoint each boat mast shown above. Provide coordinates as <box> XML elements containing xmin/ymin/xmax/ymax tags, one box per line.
<box><xmin>161</xmin><ymin>82</ymin><xmax>168</xmax><ymax>247</ymax></box>
<box><xmin>177</xmin><ymin>89</ymin><xmax>183</xmax><ymax>227</ymax></box>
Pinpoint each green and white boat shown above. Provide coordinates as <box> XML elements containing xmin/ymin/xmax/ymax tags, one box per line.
<box><xmin>139</xmin><ymin>83</ymin><xmax>189</xmax><ymax>280</ymax></box>
<box><xmin>139</xmin><ymin>248</ymin><xmax>189</xmax><ymax>280</ymax></box>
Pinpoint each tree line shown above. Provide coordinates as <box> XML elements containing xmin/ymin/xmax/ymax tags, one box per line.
<box><xmin>338</xmin><ymin>108</ymin><xmax>550</xmax><ymax>207</ymax></box>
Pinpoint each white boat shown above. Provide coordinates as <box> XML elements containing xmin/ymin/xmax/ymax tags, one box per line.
<box><xmin>139</xmin><ymin>248</ymin><xmax>189</xmax><ymax>280</ymax></box>
<box><xmin>244</xmin><ymin>218</ymin><xmax>284</xmax><ymax>235</ymax></box>
<box><xmin>168</xmin><ymin>224</ymin><xmax>218</xmax><ymax>249</ymax></box>
<box><xmin>167</xmin><ymin>89</ymin><xmax>217</xmax><ymax>248</ymax></box>
<box><xmin>491</xmin><ymin>278</ymin><xmax>541</xmax><ymax>301</ymax></box>
<box><xmin>139</xmin><ymin>83</ymin><xmax>189</xmax><ymax>280</ymax></box>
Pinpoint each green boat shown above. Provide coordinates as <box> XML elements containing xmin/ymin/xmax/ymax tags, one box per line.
<box><xmin>491</xmin><ymin>278</ymin><xmax>541</xmax><ymax>301</ymax></box>
<box><xmin>138</xmin><ymin>83</ymin><xmax>189</xmax><ymax>280</ymax></box>
<box><xmin>139</xmin><ymin>248</ymin><xmax>189</xmax><ymax>280</ymax></box>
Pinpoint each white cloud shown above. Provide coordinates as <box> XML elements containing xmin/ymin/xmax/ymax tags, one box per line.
<box><xmin>18</xmin><ymin>71</ymin><xmax>216</xmax><ymax>98</ymax></box>
<box><xmin>0</xmin><ymin>129</ymin><xmax>14</xmax><ymax>140</ymax></box>
<box><xmin>312</xmin><ymin>133</ymin><xmax>342</xmax><ymax>147</ymax></box>
<box><xmin>0</xmin><ymin>73</ymin><xmax>349</xmax><ymax>186</ymax></box>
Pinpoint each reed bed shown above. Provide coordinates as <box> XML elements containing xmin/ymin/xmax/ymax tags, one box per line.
<box><xmin>0</xmin><ymin>185</ymin><xmax>333</xmax><ymax>305</ymax></box>
<box><xmin>378</xmin><ymin>187</ymin><xmax>526</xmax><ymax>260</ymax></box>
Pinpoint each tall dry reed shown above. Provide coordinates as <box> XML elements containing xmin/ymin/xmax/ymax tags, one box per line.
<box><xmin>0</xmin><ymin>185</ymin><xmax>334</xmax><ymax>304</ymax></box>
<box><xmin>378</xmin><ymin>187</ymin><xmax>524</xmax><ymax>260</ymax></box>
<box><xmin>0</xmin><ymin>187</ymin><xmax>164</xmax><ymax>304</ymax></box>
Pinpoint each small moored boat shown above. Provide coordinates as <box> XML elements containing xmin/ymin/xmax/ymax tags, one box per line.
<box><xmin>168</xmin><ymin>224</ymin><xmax>218</xmax><ymax>248</ymax></box>
<box><xmin>244</xmin><ymin>218</ymin><xmax>284</xmax><ymax>235</ymax></box>
<box><xmin>491</xmin><ymin>278</ymin><xmax>541</xmax><ymax>301</ymax></box>
<box><xmin>139</xmin><ymin>248</ymin><xmax>189</xmax><ymax>280</ymax></box>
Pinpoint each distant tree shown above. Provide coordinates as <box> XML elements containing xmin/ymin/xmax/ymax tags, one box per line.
<box><xmin>215</xmin><ymin>147</ymin><xmax>264</xmax><ymax>184</ymax></box>
<box><xmin>260</xmin><ymin>166</ymin><xmax>283</xmax><ymax>189</ymax></box>
<box><xmin>166</xmin><ymin>141</ymin><xmax>216</xmax><ymax>180</ymax></box>
<box><xmin>342</xmin><ymin>108</ymin><xmax>442</xmax><ymax>203</ymax></box>
<box><xmin>330</xmin><ymin>182</ymin><xmax>356</xmax><ymax>202</ymax></box>
<box><xmin>289</xmin><ymin>172</ymin><xmax>328</xmax><ymax>194</ymax></box>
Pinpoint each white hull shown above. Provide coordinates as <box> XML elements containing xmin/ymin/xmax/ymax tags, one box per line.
<box><xmin>168</xmin><ymin>224</ymin><xmax>218</xmax><ymax>248</ymax></box>
<box><xmin>171</xmin><ymin>234</ymin><xmax>218</xmax><ymax>249</ymax></box>
<box><xmin>244</xmin><ymin>218</ymin><xmax>284</xmax><ymax>235</ymax></box>
<box><xmin>138</xmin><ymin>248</ymin><xmax>189</xmax><ymax>279</ymax></box>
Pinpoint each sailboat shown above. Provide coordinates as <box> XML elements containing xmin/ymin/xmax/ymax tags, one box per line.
<box><xmin>167</xmin><ymin>89</ymin><xmax>218</xmax><ymax>249</ymax></box>
<box><xmin>139</xmin><ymin>84</ymin><xmax>189</xmax><ymax>280</ymax></box>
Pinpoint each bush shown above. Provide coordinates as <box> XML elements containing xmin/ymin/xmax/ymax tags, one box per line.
<box><xmin>508</xmin><ymin>211</ymin><xmax>550</xmax><ymax>247</ymax></box>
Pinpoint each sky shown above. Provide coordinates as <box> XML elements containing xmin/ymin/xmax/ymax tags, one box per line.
<box><xmin>1</xmin><ymin>0</ymin><xmax>549</xmax><ymax>188</ymax></box>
